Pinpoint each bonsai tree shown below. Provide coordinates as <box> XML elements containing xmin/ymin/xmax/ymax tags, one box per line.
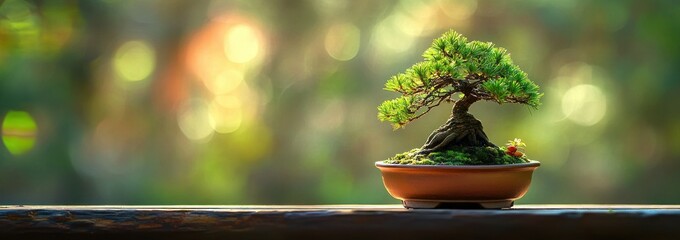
<box><xmin>378</xmin><ymin>30</ymin><xmax>542</xmax><ymax>164</ymax></box>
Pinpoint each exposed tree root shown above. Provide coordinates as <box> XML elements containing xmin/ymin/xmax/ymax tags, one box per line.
<box><xmin>416</xmin><ymin>95</ymin><xmax>496</xmax><ymax>156</ymax></box>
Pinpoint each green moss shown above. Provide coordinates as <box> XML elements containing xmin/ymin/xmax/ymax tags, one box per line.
<box><xmin>383</xmin><ymin>146</ymin><xmax>529</xmax><ymax>165</ymax></box>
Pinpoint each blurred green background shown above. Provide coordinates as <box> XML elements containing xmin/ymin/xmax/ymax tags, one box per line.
<box><xmin>1</xmin><ymin>0</ymin><xmax>679</xmax><ymax>204</ymax></box>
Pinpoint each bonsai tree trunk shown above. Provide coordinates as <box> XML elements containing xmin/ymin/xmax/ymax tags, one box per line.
<box><xmin>417</xmin><ymin>95</ymin><xmax>496</xmax><ymax>155</ymax></box>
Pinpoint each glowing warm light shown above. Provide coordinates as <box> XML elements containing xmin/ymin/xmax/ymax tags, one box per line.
<box><xmin>557</xmin><ymin>62</ymin><xmax>592</xmax><ymax>84</ymax></box>
<box><xmin>392</xmin><ymin>13</ymin><xmax>424</xmax><ymax>37</ymax></box>
<box><xmin>209</xmin><ymin>98</ymin><xmax>243</xmax><ymax>134</ymax></box>
<box><xmin>372</xmin><ymin>13</ymin><xmax>415</xmax><ymax>53</ymax></box>
<box><xmin>214</xmin><ymin>94</ymin><xmax>242</xmax><ymax>108</ymax></box>
<box><xmin>181</xmin><ymin>15</ymin><xmax>265</xmax><ymax>137</ymax></box>
<box><xmin>204</xmin><ymin>69</ymin><xmax>244</xmax><ymax>95</ymax></box>
<box><xmin>438</xmin><ymin>0</ymin><xmax>478</xmax><ymax>20</ymax></box>
<box><xmin>177</xmin><ymin>99</ymin><xmax>214</xmax><ymax>141</ymax></box>
<box><xmin>113</xmin><ymin>40</ymin><xmax>156</xmax><ymax>81</ymax></box>
<box><xmin>562</xmin><ymin>84</ymin><xmax>607</xmax><ymax>126</ymax></box>
<box><xmin>324</xmin><ymin>23</ymin><xmax>361</xmax><ymax>61</ymax></box>
<box><xmin>1</xmin><ymin>110</ymin><xmax>38</xmax><ymax>156</ymax></box>
<box><xmin>313</xmin><ymin>0</ymin><xmax>348</xmax><ymax>16</ymax></box>
<box><xmin>224</xmin><ymin>24</ymin><xmax>261</xmax><ymax>63</ymax></box>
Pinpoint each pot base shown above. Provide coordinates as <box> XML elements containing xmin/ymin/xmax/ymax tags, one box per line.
<box><xmin>403</xmin><ymin>200</ymin><xmax>514</xmax><ymax>209</ymax></box>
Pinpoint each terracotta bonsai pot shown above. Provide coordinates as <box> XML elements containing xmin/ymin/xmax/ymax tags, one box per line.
<box><xmin>376</xmin><ymin>160</ymin><xmax>540</xmax><ymax>209</ymax></box>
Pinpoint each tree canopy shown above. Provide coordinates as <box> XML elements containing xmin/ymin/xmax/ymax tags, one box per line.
<box><xmin>378</xmin><ymin>30</ymin><xmax>543</xmax><ymax>129</ymax></box>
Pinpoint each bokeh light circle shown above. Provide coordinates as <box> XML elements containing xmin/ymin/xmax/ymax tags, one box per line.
<box><xmin>113</xmin><ymin>40</ymin><xmax>156</xmax><ymax>82</ymax></box>
<box><xmin>1</xmin><ymin>110</ymin><xmax>38</xmax><ymax>156</ymax></box>
<box><xmin>561</xmin><ymin>84</ymin><xmax>607</xmax><ymax>126</ymax></box>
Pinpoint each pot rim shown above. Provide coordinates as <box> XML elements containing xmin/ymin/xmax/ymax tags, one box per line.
<box><xmin>375</xmin><ymin>160</ymin><xmax>540</xmax><ymax>169</ymax></box>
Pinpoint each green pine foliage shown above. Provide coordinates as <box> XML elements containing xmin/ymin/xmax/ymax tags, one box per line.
<box><xmin>377</xmin><ymin>30</ymin><xmax>543</xmax><ymax>129</ymax></box>
<box><xmin>384</xmin><ymin>147</ymin><xmax>529</xmax><ymax>165</ymax></box>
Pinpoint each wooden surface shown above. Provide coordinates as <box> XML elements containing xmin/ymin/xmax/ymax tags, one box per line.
<box><xmin>1</xmin><ymin>205</ymin><xmax>679</xmax><ymax>239</ymax></box>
